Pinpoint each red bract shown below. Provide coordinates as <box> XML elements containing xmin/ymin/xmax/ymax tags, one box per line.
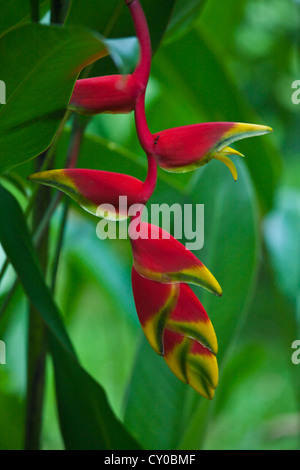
<box><xmin>148</xmin><ymin>122</ymin><xmax>273</xmax><ymax>180</ymax></box>
<box><xmin>69</xmin><ymin>75</ymin><xmax>139</xmax><ymax>115</ymax></box>
<box><xmin>28</xmin><ymin>155</ymin><xmax>157</xmax><ymax>221</ymax></box>
<box><xmin>129</xmin><ymin>222</ymin><xmax>222</xmax><ymax>296</ymax></box>
<box><xmin>152</xmin><ymin>122</ymin><xmax>272</xmax><ymax>171</ymax></box>
<box><xmin>131</xmin><ymin>268</ymin><xmax>218</xmax><ymax>399</ymax></box>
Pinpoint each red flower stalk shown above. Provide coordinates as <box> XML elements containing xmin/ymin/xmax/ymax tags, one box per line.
<box><xmin>132</xmin><ymin>268</ymin><xmax>218</xmax><ymax>399</ymax></box>
<box><xmin>28</xmin><ymin>153</ymin><xmax>157</xmax><ymax>221</ymax></box>
<box><xmin>69</xmin><ymin>0</ymin><xmax>151</xmax><ymax>115</ymax></box>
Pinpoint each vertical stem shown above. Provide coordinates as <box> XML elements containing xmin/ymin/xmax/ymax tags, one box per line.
<box><xmin>25</xmin><ymin>309</ymin><xmax>47</xmax><ymax>450</ymax></box>
<box><xmin>24</xmin><ymin>115</ymin><xmax>85</xmax><ymax>449</ymax></box>
<box><xmin>30</xmin><ymin>0</ymin><xmax>40</xmax><ymax>23</ymax></box>
<box><xmin>25</xmin><ymin>155</ymin><xmax>51</xmax><ymax>450</ymax></box>
<box><xmin>50</xmin><ymin>115</ymin><xmax>86</xmax><ymax>294</ymax></box>
<box><xmin>51</xmin><ymin>0</ymin><xmax>71</xmax><ymax>24</ymax></box>
<box><xmin>50</xmin><ymin>200</ymin><xmax>69</xmax><ymax>293</ymax></box>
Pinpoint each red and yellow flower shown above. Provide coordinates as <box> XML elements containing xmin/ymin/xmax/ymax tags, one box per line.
<box><xmin>28</xmin><ymin>0</ymin><xmax>273</xmax><ymax>399</ymax></box>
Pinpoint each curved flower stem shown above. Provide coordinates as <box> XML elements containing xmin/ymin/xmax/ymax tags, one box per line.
<box><xmin>130</xmin><ymin>154</ymin><xmax>157</xmax><ymax>232</ymax></box>
<box><xmin>135</xmin><ymin>91</ymin><xmax>154</xmax><ymax>155</ymax></box>
<box><xmin>142</xmin><ymin>153</ymin><xmax>157</xmax><ymax>200</ymax></box>
<box><xmin>127</xmin><ymin>0</ymin><xmax>152</xmax><ymax>89</ymax></box>
<box><xmin>126</xmin><ymin>0</ymin><xmax>154</xmax><ymax>155</ymax></box>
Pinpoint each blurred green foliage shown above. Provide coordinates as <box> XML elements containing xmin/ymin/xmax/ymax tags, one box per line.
<box><xmin>0</xmin><ymin>0</ymin><xmax>299</xmax><ymax>450</ymax></box>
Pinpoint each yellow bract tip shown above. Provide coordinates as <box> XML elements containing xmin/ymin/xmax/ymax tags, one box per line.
<box><xmin>232</xmin><ymin>122</ymin><xmax>273</xmax><ymax>137</ymax></box>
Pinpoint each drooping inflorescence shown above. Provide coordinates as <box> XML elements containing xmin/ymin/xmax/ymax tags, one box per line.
<box><xmin>29</xmin><ymin>0</ymin><xmax>273</xmax><ymax>399</ymax></box>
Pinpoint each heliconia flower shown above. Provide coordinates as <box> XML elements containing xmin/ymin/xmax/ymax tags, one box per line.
<box><xmin>131</xmin><ymin>267</ymin><xmax>218</xmax><ymax>399</ymax></box>
<box><xmin>69</xmin><ymin>0</ymin><xmax>151</xmax><ymax>116</ymax></box>
<box><xmin>28</xmin><ymin>154</ymin><xmax>157</xmax><ymax>221</ymax></box>
<box><xmin>150</xmin><ymin>122</ymin><xmax>273</xmax><ymax>180</ymax></box>
<box><xmin>129</xmin><ymin>222</ymin><xmax>222</xmax><ymax>296</ymax></box>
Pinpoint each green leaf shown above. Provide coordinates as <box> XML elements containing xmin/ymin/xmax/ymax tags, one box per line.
<box><xmin>0</xmin><ymin>393</ymin><xmax>24</xmax><ymax>450</ymax></box>
<box><xmin>0</xmin><ymin>23</ymin><xmax>108</xmax><ymax>173</ymax></box>
<box><xmin>166</xmin><ymin>0</ymin><xmax>206</xmax><ymax>40</ymax></box>
<box><xmin>124</xmin><ymin>336</ymin><xmax>189</xmax><ymax>450</ymax></box>
<box><xmin>0</xmin><ymin>0</ymin><xmax>48</xmax><ymax>36</ymax></box>
<box><xmin>199</xmin><ymin>0</ymin><xmax>247</xmax><ymax>50</ymax></box>
<box><xmin>263</xmin><ymin>189</ymin><xmax>300</xmax><ymax>411</ymax></box>
<box><xmin>264</xmin><ymin>188</ymin><xmax>300</xmax><ymax>308</ymax></box>
<box><xmin>192</xmin><ymin>161</ymin><xmax>260</xmax><ymax>355</ymax></box>
<box><xmin>50</xmin><ymin>334</ymin><xmax>141</xmax><ymax>450</ymax></box>
<box><xmin>0</xmin><ymin>185</ymin><xmax>75</xmax><ymax>353</ymax></box>
<box><xmin>0</xmin><ymin>185</ymin><xmax>140</xmax><ymax>450</ymax></box>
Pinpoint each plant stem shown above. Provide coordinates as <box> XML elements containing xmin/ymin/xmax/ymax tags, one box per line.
<box><xmin>142</xmin><ymin>153</ymin><xmax>157</xmax><ymax>200</ymax></box>
<box><xmin>30</xmin><ymin>0</ymin><xmax>40</xmax><ymax>23</ymax></box>
<box><xmin>51</xmin><ymin>199</ymin><xmax>70</xmax><ymax>293</ymax></box>
<box><xmin>128</xmin><ymin>0</ymin><xmax>152</xmax><ymax>88</ymax></box>
<box><xmin>50</xmin><ymin>116</ymin><xmax>86</xmax><ymax>292</ymax></box>
<box><xmin>23</xmin><ymin>114</ymin><xmax>85</xmax><ymax>448</ymax></box>
<box><xmin>134</xmin><ymin>91</ymin><xmax>154</xmax><ymax>155</ymax></box>
<box><xmin>25</xmin><ymin>155</ymin><xmax>51</xmax><ymax>450</ymax></box>
<box><xmin>25</xmin><ymin>306</ymin><xmax>48</xmax><ymax>450</ymax></box>
<box><xmin>51</xmin><ymin>0</ymin><xmax>71</xmax><ymax>24</ymax></box>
